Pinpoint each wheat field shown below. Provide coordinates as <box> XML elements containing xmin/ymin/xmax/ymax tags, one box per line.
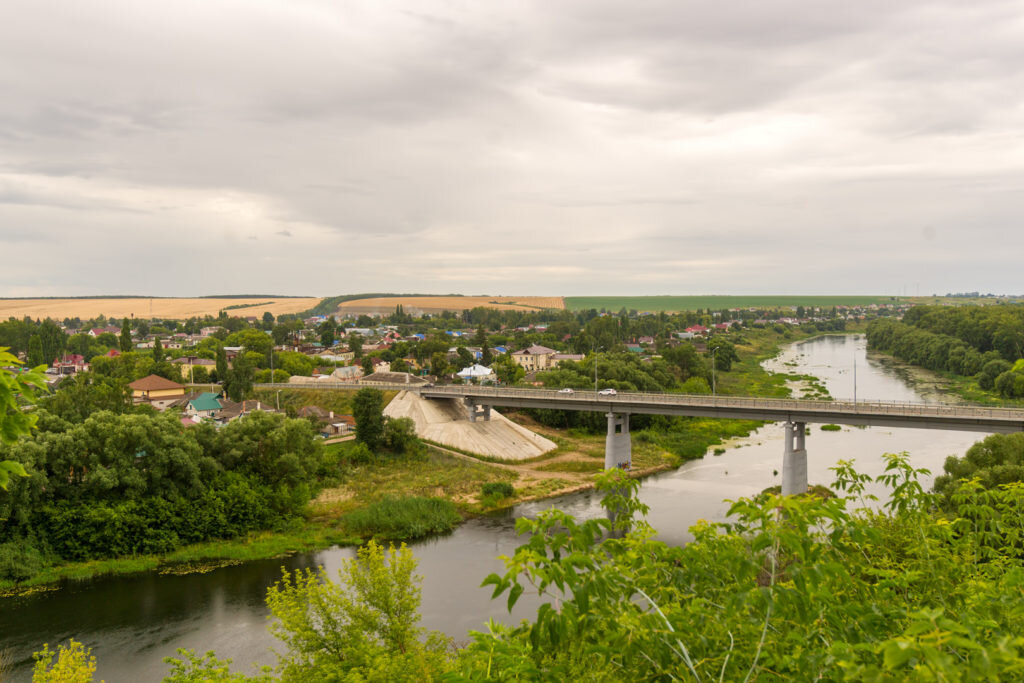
<box><xmin>0</xmin><ymin>297</ymin><xmax>321</xmax><ymax>321</ymax></box>
<box><xmin>337</xmin><ymin>296</ymin><xmax>565</xmax><ymax>315</ymax></box>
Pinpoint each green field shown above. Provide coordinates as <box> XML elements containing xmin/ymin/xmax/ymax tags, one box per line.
<box><xmin>564</xmin><ymin>295</ymin><xmax>894</xmax><ymax>312</ymax></box>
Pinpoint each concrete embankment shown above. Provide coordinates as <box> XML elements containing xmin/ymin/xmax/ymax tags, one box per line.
<box><xmin>384</xmin><ymin>391</ymin><xmax>556</xmax><ymax>460</ymax></box>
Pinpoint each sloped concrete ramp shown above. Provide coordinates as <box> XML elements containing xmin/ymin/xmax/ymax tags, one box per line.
<box><xmin>384</xmin><ymin>391</ymin><xmax>556</xmax><ymax>460</ymax></box>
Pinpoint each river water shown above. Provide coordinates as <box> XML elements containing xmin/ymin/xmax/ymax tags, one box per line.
<box><xmin>0</xmin><ymin>335</ymin><xmax>984</xmax><ymax>680</ymax></box>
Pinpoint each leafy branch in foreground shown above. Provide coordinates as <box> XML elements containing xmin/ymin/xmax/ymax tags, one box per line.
<box><xmin>0</xmin><ymin>346</ymin><xmax>47</xmax><ymax>489</ymax></box>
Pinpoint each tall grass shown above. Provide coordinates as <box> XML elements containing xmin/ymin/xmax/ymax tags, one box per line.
<box><xmin>342</xmin><ymin>497</ymin><xmax>461</xmax><ymax>541</ymax></box>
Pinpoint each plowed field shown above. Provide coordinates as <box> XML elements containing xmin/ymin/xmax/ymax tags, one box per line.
<box><xmin>0</xmin><ymin>297</ymin><xmax>321</xmax><ymax>321</ymax></box>
<box><xmin>337</xmin><ymin>296</ymin><xmax>564</xmax><ymax>315</ymax></box>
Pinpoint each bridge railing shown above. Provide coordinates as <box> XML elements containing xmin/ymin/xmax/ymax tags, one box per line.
<box><xmin>252</xmin><ymin>383</ymin><xmax>1024</xmax><ymax>422</ymax></box>
<box><xmin>416</xmin><ymin>385</ymin><xmax>1024</xmax><ymax>421</ymax></box>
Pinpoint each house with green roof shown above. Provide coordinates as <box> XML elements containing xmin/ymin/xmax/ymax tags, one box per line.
<box><xmin>186</xmin><ymin>391</ymin><xmax>223</xmax><ymax>419</ymax></box>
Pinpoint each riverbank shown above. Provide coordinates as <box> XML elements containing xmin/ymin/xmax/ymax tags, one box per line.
<box><xmin>864</xmin><ymin>349</ymin><xmax>1024</xmax><ymax>407</ymax></box>
<box><xmin>0</xmin><ymin>325</ymin><xmax>860</xmax><ymax>596</ymax></box>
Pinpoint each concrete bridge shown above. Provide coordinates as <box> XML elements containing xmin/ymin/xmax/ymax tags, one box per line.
<box><xmin>418</xmin><ymin>386</ymin><xmax>1024</xmax><ymax>495</ymax></box>
<box><xmin>256</xmin><ymin>382</ymin><xmax>1024</xmax><ymax>495</ymax></box>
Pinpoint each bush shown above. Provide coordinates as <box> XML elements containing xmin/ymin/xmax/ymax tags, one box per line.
<box><xmin>343</xmin><ymin>442</ymin><xmax>375</xmax><ymax>466</ymax></box>
<box><xmin>480</xmin><ymin>482</ymin><xmax>514</xmax><ymax>499</ymax></box>
<box><xmin>0</xmin><ymin>539</ymin><xmax>46</xmax><ymax>582</ymax></box>
<box><xmin>342</xmin><ymin>497</ymin><xmax>460</xmax><ymax>541</ymax></box>
<box><xmin>821</xmin><ymin>424</ymin><xmax>842</xmax><ymax>431</ymax></box>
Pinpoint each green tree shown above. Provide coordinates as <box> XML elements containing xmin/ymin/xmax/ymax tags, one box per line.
<box><xmin>153</xmin><ymin>337</ymin><xmax>165</xmax><ymax>364</ymax></box>
<box><xmin>455</xmin><ymin>346</ymin><xmax>473</xmax><ymax>369</ymax></box>
<box><xmin>430</xmin><ymin>351</ymin><xmax>448</xmax><ymax>378</ymax></box>
<box><xmin>216</xmin><ymin>346</ymin><xmax>228</xmax><ymax>383</ymax></box>
<box><xmin>348</xmin><ymin>333</ymin><xmax>363</xmax><ymax>359</ymax></box>
<box><xmin>120</xmin><ymin>317</ymin><xmax>133</xmax><ymax>352</ymax></box>
<box><xmin>225</xmin><ymin>353</ymin><xmax>255</xmax><ymax>402</ymax></box>
<box><xmin>319</xmin><ymin>319</ymin><xmax>336</xmax><ymax>348</ymax></box>
<box><xmin>707</xmin><ymin>337</ymin><xmax>739</xmax><ymax>371</ymax></box>
<box><xmin>383</xmin><ymin>416</ymin><xmax>419</xmax><ymax>455</ymax></box>
<box><xmin>492</xmin><ymin>353</ymin><xmax>524</xmax><ymax>385</ymax></box>
<box><xmin>263</xmin><ymin>541</ymin><xmax>450</xmax><ymax>681</ymax></box>
<box><xmin>39</xmin><ymin>319</ymin><xmax>66</xmax><ymax>366</ymax></box>
<box><xmin>262</xmin><ymin>311</ymin><xmax>275</xmax><ymax>331</ymax></box>
<box><xmin>45</xmin><ymin>373</ymin><xmax>132</xmax><ymax>423</ymax></box>
<box><xmin>95</xmin><ymin>332</ymin><xmax>118</xmax><ymax>349</ymax></box>
<box><xmin>352</xmin><ymin>388</ymin><xmax>385</xmax><ymax>451</ymax></box>
<box><xmin>27</xmin><ymin>334</ymin><xmax>44</xmax><ymax>368</ymax></box>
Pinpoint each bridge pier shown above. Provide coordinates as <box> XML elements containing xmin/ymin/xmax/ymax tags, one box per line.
<box><xmin>605</xmin><ymin>412</ymin><xmax>632</xmax><ymax>470</ymax></box>
<box><xmin>782</xmin><ymin>421</ymin><xmax>808</xmax><ymax>495</ymax></box>
<box><xmin>463</xmin><ymin>398</ymin><xmax>491</xmax><ymax>422</ymax></box>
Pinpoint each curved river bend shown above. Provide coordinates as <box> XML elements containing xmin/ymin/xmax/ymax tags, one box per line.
<box><xmin>0</xmin><ymin>335</ymin><xmax>983</xmax><ymax>681</ymax></box>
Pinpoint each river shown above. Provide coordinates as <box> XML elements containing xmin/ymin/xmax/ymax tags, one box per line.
<box><xmin>0</xmin><ymin>334</ymin><xmax>985</xmax><ymax>680</ymax></box>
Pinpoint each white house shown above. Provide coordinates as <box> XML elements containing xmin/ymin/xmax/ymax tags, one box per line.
<box><xmin>456</xmin><ymin>364</ymin><xmax>495</xmax><ymax>382</ymax></box>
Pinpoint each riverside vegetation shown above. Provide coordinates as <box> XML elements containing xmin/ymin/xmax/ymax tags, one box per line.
<box><xmin>866</xmin><ymin>304</ymin><xmax>1024</xmax><ymax>403</ymax></box>
<box><xmin>30</xmin><ymin>453</ymin><xmax>1024</xmax><ymax>681</ymax></box>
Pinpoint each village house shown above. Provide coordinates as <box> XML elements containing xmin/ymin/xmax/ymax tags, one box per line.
<box><xmin>184</xmin><ymin>391</ymin><xmax>223</xmax><ymax>419</ymax></box>
<box><xmin>170</xmin><ymin>356</ymin><xmax>217</xmax><ymax>382</ymax></box>
<box><xmin>51</xmin><ymin>354</ymin><xmax>89</xmax><ymax>376</ymax></box>
<box><xmin>456</xmin><ymin>364</ymin><xmax>495</xmax><ymax>383</ymax></box>
<box><xmin>214</xmin><ymin>399</ymin><xmax>281</xmax><ymax>423</ymax></box>
<box><xmin>297</xmin><ymin>406</ymin><xmax>356</xmax><ymax>437</ymax></box>
<box><xmin>511</xmin><ymin>344</ymin><xmax>558</xmax><ymax>372</ymax></box>
<box><xmin>128</xmin><ymin>374</ymin><xmax>186</xmax><ymax>410</ymax></box>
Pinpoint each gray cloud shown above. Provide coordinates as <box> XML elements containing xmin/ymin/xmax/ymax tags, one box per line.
<box><xmin>1</xmin><ymin>0</ymin><xmax>1023</xmax><ymax>297</ymax></box>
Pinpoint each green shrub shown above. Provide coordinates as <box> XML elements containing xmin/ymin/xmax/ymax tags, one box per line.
<box><xmin>342</xmin><ymin>497</ymin><xmax>460</xmax><ymax>541</ymax></box>
<box><xmin>821</xmin><ymin>424</ymin><xmax>842</xmax><ymax>431</ymax></box>
<box><xmin>343</xmin><ymin>442</ymin><xmax>375</xmax><ymax>466</ymax></box>
<box><xmin>0</xmin><ymin>540</ymin><xmax>46</xmax><ymax>582</ymax></box>
<box><xmin>480</xmin><ymin>482</ymin><xmax>514</xmax><ymax>499</ymax></box>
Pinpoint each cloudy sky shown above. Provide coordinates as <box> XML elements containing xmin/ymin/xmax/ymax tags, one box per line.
<box><xmin>2</xmin><ymin>0</ymin><xmax>1023</xmax><ymax>297</ymax></box>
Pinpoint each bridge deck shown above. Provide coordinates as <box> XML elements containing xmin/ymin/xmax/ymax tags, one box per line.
<box><xmin>418</xmin><ymin>386</ymin><xmax>1024</xmax><ymax>434</ymax></box>
<box><xmin>253</xmin><ymin>383</ymin><xmax>1024</xmax><ymax>434</ymax></box>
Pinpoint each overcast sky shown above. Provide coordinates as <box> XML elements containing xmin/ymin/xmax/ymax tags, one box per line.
<box><xmin>2</xmin><ymin>0</ymin><xmax>1023</xmax><ymax>297</ymax></box>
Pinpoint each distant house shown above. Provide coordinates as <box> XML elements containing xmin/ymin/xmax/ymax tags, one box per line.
<box><xmin>511</xmin><ymin>345</ymin><xmax>559</xmax><ymax>372</ymax></box>
<box><xmin>52</xmin><ymin>354</ymin><xmax>89</xmax><ymax>376</ymax></box>
<box><xmin>214</xmin><ymin>399</ymin><xmax>281</xmax><ymax>423</ymax></box>
<box><xmin>456</xmin><ymin>364</ymin><xmax>495</xmax><ymax>382</ymax></box>
<box><xmin>552</xmin><ymin>353</ymin><xmax>584</xmax><ymax>364</ymax></box>
<box><xmin>298</xmin><ymin>406</ymin><xmax>355</xmax><ymax>437</ymax></box>
<box><xmin>171</xmin><ymin>356</ymin><xmax>217</xmax><ymax>382</ymax></box>
<box><xmin>186</xmin><ymin>391</ymin><xmax>223</xmax><ymax>418</ymax></box>
<box><xmin>128</xmin><ymin>375</ymin><xmax>186</xmax><ymax>410</ymax></box>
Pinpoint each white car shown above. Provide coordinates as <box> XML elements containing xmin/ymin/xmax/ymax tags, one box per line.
<box><xmin>557</xmin><ymin>388</ymin><xmax>575</xmax><ymax>395</ymax></box>
<box><xmin>598</xmin><ymin>388</ymin><xmax>617</xmax><ymax>396</ymax></box>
